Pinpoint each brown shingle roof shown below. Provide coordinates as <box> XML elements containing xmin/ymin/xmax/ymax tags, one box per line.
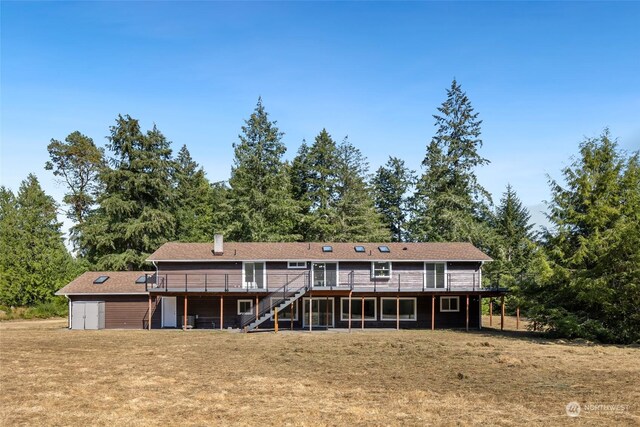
<box><xmin>147</xmin><ymin>242</ymin><xmax>492</xmax><ymax>262</ymax></box>
<box><xmin>56</xmin><ymin>271</ymin><xmax>153</xmax><ymax>295</ymax></box>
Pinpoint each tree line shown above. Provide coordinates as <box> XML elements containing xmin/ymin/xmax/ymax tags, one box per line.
<box><xmin>0</xmin><ymin>79</ymin><xmax>638</xmax><ymax>343</ymax></box>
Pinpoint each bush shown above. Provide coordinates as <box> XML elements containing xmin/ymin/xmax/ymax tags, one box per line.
<box><xmin>0</xmin><ymin>297</ymin><xmax>68</xmax><ymax>321</ymax></box>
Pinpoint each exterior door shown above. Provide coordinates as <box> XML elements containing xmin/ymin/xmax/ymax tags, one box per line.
<box><xmin>244</xmin><ymin>262</ymin><xmax>265</xmax><ymax>289</ymax></box>
<box><xmin>312</xmin><ymin>263</ymin><xmax>337</xmax><ymax>287</ymax></box>
<box><xmin>303</xmin><ymin>298</ymin><xmax>334</xmax><ymax>327</ymax></box>
<box><xmin>70</xmin><ymin>302</ymin><xmax>103</xmax><ymax>329</ymax></box>
<box><xmin>162</xmin><ymin>297</ymin><xmax>177</xmax><ymax>327</ymax></box>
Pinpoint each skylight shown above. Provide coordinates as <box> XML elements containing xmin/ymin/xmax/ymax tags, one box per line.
<box><xmin>354</xmin><ymin>246</ymin><xmax>365</xmax><ymax>253</ymax></box>
<box><xmin>322</xmin><ymin>245</ymin><xmax>333</xmax><ymax>253</ymax></box>
<box><xmin>135</xmin><ymin>275</ymin><xmax>147</xmax><ymax>284</ymax></box>
<box><xmin>378</xmin><ymin>246</ymin><xmax>390</xmax><ymax>253</ymax></box>
<box><xmin>93</xmin><ymin>275</ymin><xmax>109</xmax><ymax>284</ymax></box>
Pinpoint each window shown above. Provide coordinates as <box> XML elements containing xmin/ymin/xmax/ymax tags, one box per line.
<box><xmin>135</xmin><ymin>275</ymin><xmax>147</xmax><ymax>284</ymax></box>
<box><xmin>354</xmin><ymin>246</ymin><xmax>365</xmax><ymax>253</ymax></box>
<box><xmin>287</xmin><ymin>261</ymin><xmax>307</xmax><ymax>269</ymax></box>
<box><xmin>312</xmin><ymin>262</ymin><xmax>338</xmax><ymax>287</ymax></box>
<box><xmin>243</xmin><ymin>262</ymin><xmax>265</xmax><ymax>289</ymax></box>
<box><xmin>378</xmin><ymin>245</ymin><xmax>390</xmax><ymax>253</ymax></box>
<box><xmin>440</xmin><ymin>296</ymin><xmax>459</xmax><ymax>312</ymax></box>
<box><xmin>425</xmin><ymin>263</ymin><xmax>446</xmax><ymax>289</ymax></box>
<box><xmin>340</xmin><ymin>297</ymin><xmax>376</xmax><ymax>321</ymax></box>
<box><xmin>322</xmin><ymin>245</ymin><xmax>333</xmax><ymax>252</ymax></box>
<box><xmin>372</xmin><ymin>261</ymin><xmax>391</xmax><ymax>279</ymax></box>
<box><xmin>271</xmin><ymin>298</ymin><xmax>298</xmax><ymax>321</ymax></box>
<box><xmin>237</xmin><ymin>299</ymin><xmax>254</xmax><ymax>315</ymax></box>
<box><xmin>93</xmin><ymin>276</ymin><xmax>109</xmax><ymax>284</ymax></box>
<box><xmin>381</xmin><ymin>298</ymin><xmax>417</xmax><ymax>321</ymax></box>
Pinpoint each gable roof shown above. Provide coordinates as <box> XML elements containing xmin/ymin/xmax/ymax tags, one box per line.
<box><xmin>56</xmin><ymin>271</ymin><xmax>153</xmax><ymax>295</ymax></box>
<box><xmin>147</xmin><ymin>242</ymin><xmax>492</xmax><ymax>262</ymax></box>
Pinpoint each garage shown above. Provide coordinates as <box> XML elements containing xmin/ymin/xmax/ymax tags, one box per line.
<box><xmin>71</xmin><ymin>301</ymin><xmax>105</xmax><ymax>330</ymax></box>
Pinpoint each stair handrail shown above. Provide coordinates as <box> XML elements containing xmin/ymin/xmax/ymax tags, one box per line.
<box><xmin>239</xmin><ymin>272</ymin><xmax>309</xmax><ymax>328</ymax></box>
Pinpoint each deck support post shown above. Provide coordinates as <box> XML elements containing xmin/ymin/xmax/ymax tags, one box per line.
<box><xmin>290</xmin><ymin>302</ymin><xmax>294</xmax><ymax>331</ymax></box>
<box><xmin>348</xmin><ymin>291</ymin><xmax>352</xmax><ymax>332</ymax></box>
<box><xmin>500</xmin><ymin>295</ymin><xmax>505</xmax><ymax>331</ymax></box>
<box><xmin>274</xmin><ymin>306</ymin><xmax>278</xmax><ymax>333</ymax></box>
<box><xmin>465</xmin><ymin>294</ymin><xmax>469</xmax><ymax>332</ymax></box>
<box><xmin>478</xmin><ymin>296</ymin><xmax>482</xmax><ymax>330</ymax></box>
<box><xmin>148</xmin><ymin>295</ymin><xmax>152</xmax><ymax>330</ymax></box>
<box><xmin>396</xmin><ymin>295</ymin><xmax>400</xmax><ymax>331</ymax></box>
<box><xmin>184</xmin><ymin>295</ymin><xmax>188</xmax><ymax>331</ymax></box>
<box><xmin>361</xmin><ymin>296</ymin><xmax>365</xmax><ymax>330</ymax></box>
<box><xmin>220</xmin><ymin>296</ymin><xmax>224</xmax><ymax>330</ymax></box>
<box><xmin>516</xmin><ymin>307</ymin><xmax>520</xmax><ymax>330</ymax></box>
<box><xmin>255</xmin><ymin>296</ymin><xmax>259</xmax><ymax>330</ymax></box>
<box><xmin>431</xmin><ymin>295</ymin><xmax>435</xmax><ymax>330</ymax></box>
<box><xmin>309</xmin><ymin>293</ymin><xmax>312</xmax><ymax>332</ymax></box>
<box><xmin>325</xmin><ymin>297</ymin><xmax>329</xmax><ymax>327</ymax></box>
<box><xmin>489</xmin><ymin>297</ymin><xmax>493</xmax><ymax>326</ymax></box>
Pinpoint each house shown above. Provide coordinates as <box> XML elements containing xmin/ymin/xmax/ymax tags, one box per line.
<box><xmin>56</xmin><ymin>235</ymin><xmax>507</xmax><ymax>331</ymax></box>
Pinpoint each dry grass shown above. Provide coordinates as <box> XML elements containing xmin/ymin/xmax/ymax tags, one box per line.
<box><xmin>1</xmin><ymin>317</ymin><xmax>638</xmax><ymax>426</ymax></box>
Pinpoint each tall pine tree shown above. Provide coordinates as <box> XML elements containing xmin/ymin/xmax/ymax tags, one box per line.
<box><xmin>227</xmin><ymin>98</ymin><xmax>300</xmax><ymax>241</ymax></box>
<box><xmin>373</xmin><ymin>157</ymin><xmax>415</xmax><ymax>242</ymax></box>
<box><xmin>0</xmin><ymin>175</ymin><xmax>76</xmax><ymax>305</ymax></box>
<box><xmin>410</xmin><ymin>79</ymin><xmax>493</xmax><ymax>248</ymax></box>
<box><xmin>173</xmin><ymin>145</ymin><xmax>221</xmax><ymax>242</ymax></box>
<box><xmin>80</xmin><ymin>115</ymin><xmax>176</xmax><ymax>269</ymax></box>
<box><xmin>522</xmin><ymin>130</ymin><xmax>640</xmax><ymax>343</ymax></box>
<box><xmin>45</xmin><ymin>131</ymin><xmax>105</xmax><ymax>249</ymax></box>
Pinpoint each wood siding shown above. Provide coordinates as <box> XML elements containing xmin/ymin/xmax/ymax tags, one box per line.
<box><xmin>69</xmin><ymin>295</ymin><xmax>158</xmax><ymax>329</ymax></box>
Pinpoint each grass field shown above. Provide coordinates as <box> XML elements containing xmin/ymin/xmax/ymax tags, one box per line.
<box><xmin>1</xmin><ymin>317</ymin><xmax>638</xmax><ymax>426</ymax></box>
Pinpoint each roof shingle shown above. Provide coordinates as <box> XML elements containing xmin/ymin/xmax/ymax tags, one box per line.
<box><xmin>147</xmin><ymin>242</ymin><xmax>492</xmax><ymax>262</ymax></box>
<box><xmin>56</xmin><ymin>271</ymin><xmax>153</xmax><ymax>295</ymax></box>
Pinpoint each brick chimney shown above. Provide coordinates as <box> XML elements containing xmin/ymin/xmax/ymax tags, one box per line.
<box><xmin>213</xmin><ymin>234</ymin><xmax>224</xmax><ymax>255</ymax></box>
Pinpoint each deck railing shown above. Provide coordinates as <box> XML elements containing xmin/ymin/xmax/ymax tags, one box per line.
<box><xmin>145</xmin><ymin>271</ymin><xmax>495</xmax><ymax>293</ymax></box>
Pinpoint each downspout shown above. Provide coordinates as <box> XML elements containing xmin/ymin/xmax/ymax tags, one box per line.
<box><xmin>65</xmin><ymin>295</ymin><xmax>71</xmax><ymax>329</ymax></box>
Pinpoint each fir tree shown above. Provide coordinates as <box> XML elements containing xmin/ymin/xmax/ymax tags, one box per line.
<box><xmin>494</xmin><ymin>184</ymin><xmax>534</xmax><ymax>270</ymax></box>
<box><xmin>227</xmin><ymin>98</ymin><xmax>300</xmax><ymax>241</ymax></box>
<box><xmin>410</xmin><ymin>79</ymin><xmax>493</xmax><ymax>248</ymax></box>
<box><xmin>522</xmin><ymin>130</ymin><xmax>640</xmax><ymax>343</ymax></box>
<box><xmin>0</xmin><ymin>175</ymin><xmax>76</xmax><ymax>305</ymax></box>
<box><xmin>372</xmin><ymin>157</ymin><xmax>415</xmax><ymax>242</ymax></box>
<box><xmin>173</xmin><ymin>145</ymin><xmax>218</xmax><ymax>242</ymax></box>
<box><xmin>80</xmin><ymin>115</ymin><xmax>176</xmax><ymax>269</ymax></box>
<box><xmin>333</xmin><ymin>138</ymin><xmax>389</xmax><ymax>242</ymax></box>
<box><xmin>45</xmin><ymin>131</ymin><xmax>105</xmax><ymax>249</ymax></box>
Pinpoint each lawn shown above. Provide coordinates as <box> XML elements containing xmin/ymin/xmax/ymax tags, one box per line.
<box><xmin>0</xmin><ymin>317</ymin><xmax>637</xmax><ymax>426</ymax></box>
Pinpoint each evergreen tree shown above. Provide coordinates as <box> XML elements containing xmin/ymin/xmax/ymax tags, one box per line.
<box><xmin>173</xmin><ymin>145</ymin><xmax>218</xmax><ymax>242</ymax></box>
<box><xmin>227</xmin><ymin>98</ymin><xmax>300</xmax><ymax>241</ymax></box>
<box><xmin>372</xmin><ymin>157</ymin><xmax>415</xmax><ymax>242</ymax></box>
<box><xmin>522</xmin><ymin>130</ymin><xmax>640</xmax><ymax>343</ymax></box>
<box><xmin>0</xmin><ymin>175</ymin><xmax>76</xmax><ymax>306</ymax></box>
<box><xmin>45</xmin><ymin>131</ymin><xmax>105</xmax><ymax>249</ymax></box>
<box><xmin>494</xmin><ymin>184</ymin><xmax>535</xmax><ymax>272</ymax></box>
<box><xmin>80</xmin><ymin>115</ymin><xmax>176</xmax><ymax>269</ymax></box>
<box><xmin>333</xmin><ymin>138</ymin><xmax>389</xmax><ymax>242</ymax></box>
<box><xmin>290</xmin><ymin>129</ymin><xmax>339</xmax><ymax>240</ymax></box>
<box><xmin>410</xmin><ymin>79</ymin><xmax>493</xmax><ymax>247</ymax></box>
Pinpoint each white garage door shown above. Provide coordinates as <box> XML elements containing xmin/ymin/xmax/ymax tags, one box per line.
<box><xmin>71</xmin><ymin>301</ymin><xmax>105</xmax><ymax>330</ymax></box>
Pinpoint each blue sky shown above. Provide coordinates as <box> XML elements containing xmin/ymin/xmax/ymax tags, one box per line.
<box><xmin>1</xmin><ymin>1</ymin><xmax>639</xmax><ymax>235</ymax></box>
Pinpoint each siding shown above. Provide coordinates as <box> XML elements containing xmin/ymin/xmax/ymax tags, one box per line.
<box><xmin>69</xmin><ymin>295</ymin><xmax>154</xmax><ymax>329</ymax></box>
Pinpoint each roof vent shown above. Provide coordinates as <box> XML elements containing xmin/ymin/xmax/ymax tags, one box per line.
<box><xmin>213</xmin><ymin>234</ymin><xmax>224</xmax><ymax>255</ymax></box>
<box><xmin>93</xmin><ymin>275</ymin><xmax>109</xmax><ymax>284</ymax></box>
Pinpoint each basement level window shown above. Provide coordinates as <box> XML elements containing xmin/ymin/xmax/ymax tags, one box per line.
<box><xmin>322</xmin><ymin>246</ymin><xmax>333</xmax><ymax>253</ymax></box>
<box><xmin>378</xmin><ymin>245</ymin><xmax>390</xmax><ymax>253</ymax></box>
<box><xmin>354</xmin><ymin>246</ymin><xmax>365</xmax><ymax>253</ymax></box>
<box><xmin>93</xmin><ymin>276</ymin><xmax>109</xmax><ymax>284</ymax></box>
